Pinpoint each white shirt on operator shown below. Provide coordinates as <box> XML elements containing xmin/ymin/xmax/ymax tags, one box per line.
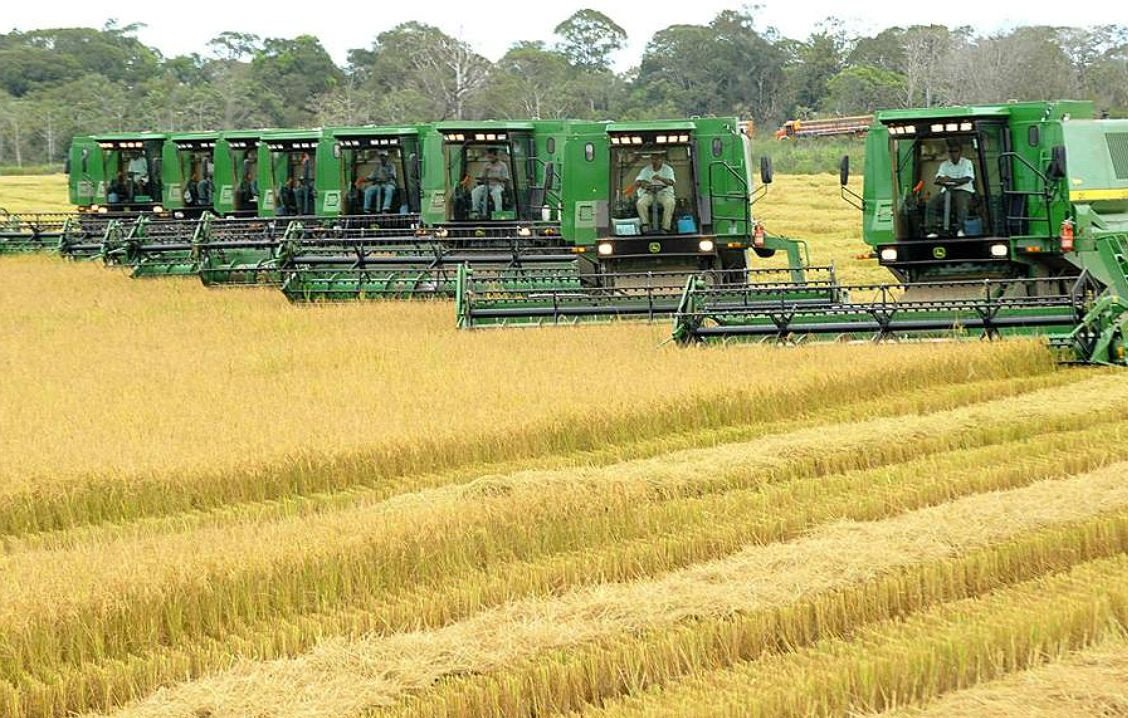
<box><xmin>936</xmin><ymin>157</ymin><xmax>975</xmax><ymax>193</ymax></box>
<box><xmin>636</xmin><ymin>163</ymin><xmax>676</xmax><ymax>198</ymax></box>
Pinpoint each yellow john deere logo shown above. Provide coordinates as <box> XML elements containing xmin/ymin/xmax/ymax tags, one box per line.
<box><xmin>648</xmin><ymin>242</ymin><xmax>662</xmax><ymax>254</ymax></box>
<box><xmin>933</xmin><ymin>246</ymin><xmax>947</xmax><ymax>260</ymax></box>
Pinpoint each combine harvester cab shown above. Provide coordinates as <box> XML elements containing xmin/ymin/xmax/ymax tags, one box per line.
<box><xmin>59</xmin><ymin>132</ymin><xmax>170</xmax><ymax>261</ymax></box>
<box><xmin>456</xmin><ymin>117</ymin><xmax>812</xmax><ymax>327</ymax></box>
<box><xmin>673</xmin><ymin>101</ymin><xmax>1128</xmax><ymax>366</ymax></box>
<box><xmin>280</xmin><ymin>120</ymin><xmax>574</xmax><ymax>301</ymax></box>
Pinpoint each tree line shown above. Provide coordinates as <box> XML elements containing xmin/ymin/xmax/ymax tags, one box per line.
<box><xmin>0</xmin><ymin>11</ymin><xmax>1125</xmax><ymax>167</ymax></box>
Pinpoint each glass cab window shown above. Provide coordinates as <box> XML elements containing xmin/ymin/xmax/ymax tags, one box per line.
<box><xmin>176</xmin><ymin>145</ymin><xmax>215</xmax><ymax>207</ymax></box>
<box><xmin>103</xmin><ymin>139</ymin><xmax>163</xmax><ymax>208</ymax></box>
<box><xmin>443</xmin><ymin>131</ymin><xmax>532</xmax><ymax>221</ymax></box>
<box><xmin>340</xmin><ymin>142</ymin><xmax>415</xmax><ymax>216</ymax></box>
<box><xmin>891</xmin><ymin>124</ymin><xmax>1005</xmax><ymax>240</ymax></box>
<box><xmin>229</xmin><ymin>144</ymin><xmax>258</xmax><ymax>213</ymax></box>
<box><xmin>610</xmin><ymin>136</ymin><xmax>697</xmax><ymax>236</ymax></box>
<box><xmin>268</xmin><ymin>143</ymin><xmax>316</xmax><ymax>217</ymax></box>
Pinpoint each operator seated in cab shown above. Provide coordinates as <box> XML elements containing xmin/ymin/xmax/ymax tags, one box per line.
<box><xmin>926</xmin><ymin>139</ymin><xmax>975</xmax><ymax>238</ymax></box>
<box><xmin>471</xmin><ymin>148</ymin><xmax>511</xmax><ymax>219</ymax></box>
<box><xmin>634</xmin><ymin>152</ymin><xmax>676</xmax><ymax>233</ymax></box>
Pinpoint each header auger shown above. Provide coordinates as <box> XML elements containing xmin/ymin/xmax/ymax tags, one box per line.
<box><xmin>670</xmin><ymin>100</ymin><xmax>1128</xmax><ymax>367</ymax></box>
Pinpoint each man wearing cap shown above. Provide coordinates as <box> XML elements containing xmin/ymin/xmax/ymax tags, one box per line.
<box><xmin>926</xmin><ymin>139</ymin><xmax>975</xmax><ymax>237</ymax></box>
<box><xmin>635</xmin><ymin>153</ymin><xmax>676</xmax><ymax>233</ymax></box>
<box><xmin>472</xmin><ymin>148</ymin><xmax>511</xmax><ymax>218</ymax></box>
<box><xmin>363</xmin><ymin>151</ymin><xmax>398</xmax><ymax>213</ymax></box>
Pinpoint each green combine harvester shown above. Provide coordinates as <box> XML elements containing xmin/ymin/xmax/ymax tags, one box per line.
<box><xmin>670</xmin><ymin>100</ymin><xmax>1127</xmax><ymax>366</ymax></box>
<box><xmin>58</xmin><ymin>133</ymin><xmax>172</xmax><ymax>261</ymax></box>
<box><xmin>277</xmin><ymin>120</ymin><xmax>576</xmax><ymax>301</ymax></box>
<box><xmin>455</xmin><ymin>117</ymin><xmax>810</xmax><ymax>325</ymax></box>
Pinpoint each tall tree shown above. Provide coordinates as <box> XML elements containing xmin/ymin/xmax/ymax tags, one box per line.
<box><xmin>251</xmin><ymin>35</ymin><xmax>342</xmax><ymax>126</ymax></box>
<box><xmin>825</xmin><ymin>65</ymin><xmax>906</xmax><ymax>114</ymax></box>
<box><xmin>354</xmin><ymin>23</ymin><xmax>490</xmax><ymax>121</ymax></box>
<box><xmin>901</xmin><ymin>25</ymin><xmax>954</xmax><ymax>107</ymax></box>
<box><xmin>787</xmin><ymin>18</ymin><xmax>849</xmax><ymax>114</ymax></box>
<box><xmin>553</xmin><ymin>9</ymin><xmax>627</xmax><ymax>71</ymax></box>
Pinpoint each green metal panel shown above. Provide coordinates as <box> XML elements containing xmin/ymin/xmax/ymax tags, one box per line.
<box><xmin>68</xmin><ymin>136</ymin><xmax>102</xmax><ymax>209</ymax></box>
<box><xmin>213</xmin><ymin>130</ymin><xmax>262</xmax><ymax>217</ymax></box>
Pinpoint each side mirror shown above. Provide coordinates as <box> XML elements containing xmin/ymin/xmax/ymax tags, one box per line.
<box><xmin>64</xmin><ymin>157</ymin><xmax>71</xmax><ymax>174</ymax></box>
<box><xmin>544</xmin><ymin>162</ymin><xmax>556</xmax><ymax>190</ymax></box>
<box><xmin>81</xmin><ymin>147</ymin><xmax>90</xmax><ymax>174</ymax></box>
<box><xmin>759</xmin><ymin>155</ymin><xmax>773</xmax><ymax>185</ymax></box>
<box><xmin>839</xmin><ymin>155</ymin><xmax>850</xmax><ymax>186</ymax></box>
<box><xmin>1049</xmin><ymin>145</ymin><xmax>1067</xmax><ymax>180</ymax></box>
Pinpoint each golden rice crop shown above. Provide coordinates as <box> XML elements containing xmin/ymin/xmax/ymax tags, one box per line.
<box><xmin>0</xmin><ymin>175</ymin><xmax>71</xmax><ymax>214</ymax></box>
<box><xmin>0</xmin><ymin>254</ymin><xmax>1063</xmax><ymax>534</ymax></box>
<box><xmin>1</xmin><ymin>174</ymin><xmax>1119</xmax><ymax>718</ymax></box>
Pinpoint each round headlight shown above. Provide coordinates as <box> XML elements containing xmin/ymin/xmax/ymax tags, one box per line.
<box><xmin>990</xmin><ymin>243</ymin><xmax>1009</xmax><ymax>257</ymax></box>
<box><xmin>698</xmin><ymin>239</ymin><xmax>715</xmax><ymax>253</ymax></box>
<box><xmin>880</xmin><ymin>247</ymin><xmax>898</xmax><ymax>262</ymax></box>
<box><xmin>517</xmin><ymin>226</ymin><xmax>532</xmax><ymax>237</ymax></box>
<box><xmin>597</xmin><ymin>242</ymin><xmax>614</xmax><ymax>256</ymax></box>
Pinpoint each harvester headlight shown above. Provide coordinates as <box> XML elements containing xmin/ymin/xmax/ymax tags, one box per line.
<box><xmin>98</xmin><ymin>206</ymin><xmax>109</xmax><ymax>214</ymax></box>
<box><xmin>435</xmin><ymin>228</ymin><xmax>449</xmax><ymax>239</ymax></box>
<box><xmin>153</xmin><ymin>205</ymin><xmax>165</xmax><ymax>214</ymax></box>
<box><xmin>517</xmin><ymin>226</ymin><xmax>532</xmax><ymax>237</ymax></box>
<box><xmin>698</xmin><ymin>239</ymin><xmax>715</xmax><ymax>253</ymax></box>
<box><xmin>90</xmin><ymin>204</ymin><xmax>100</xmax><ymax>212</ymax></box>
<box><xmin>597</xmin><ymin>242</ymin><xmax>614</xmax><ymax>256</ymax></box>
<box><xmin>990</xmin><ymin>243</ymin><xmax>1009</xmax><ymax>257</ymax></box>
<box><xmin>880</xmin><ymin>247</ymin><xmax>898</xmax><ymax>262</ymax></box>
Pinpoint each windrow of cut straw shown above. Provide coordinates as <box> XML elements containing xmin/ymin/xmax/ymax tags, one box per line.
<box><xmin>79</xmin><ymin>463</ymin><xmax>1128</xmax><ymax>718</ymax></box>
<box><xmin>880</xmin><ymin>635</ymin><xmax>1128</xmax><ymax>717</ymax></box>
<box><xmin>580</xmin><ymin>556</ymin><xmax>1128</xmax><ymax>717</ymax></box>
<box><xmin>5</xmin><ymin>421</ymin><xmax>1124</xmax><ymax>717</ymax></box>
<box><xmin>1</xmin><ymin>380</ymin><xmax>1125</xmax><ymax>703</ymax></box>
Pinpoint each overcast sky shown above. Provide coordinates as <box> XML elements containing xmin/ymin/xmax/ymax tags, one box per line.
<box><xmin>4</xmin><ymin>0</ymin><xmax>1117</xmax><ymax>70</ymax></box>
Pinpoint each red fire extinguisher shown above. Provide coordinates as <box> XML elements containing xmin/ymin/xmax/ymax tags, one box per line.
<box><xmin>1060</xmin><ymin>219</ymin><xmax>1075</xmax><ymax>252</ymax></box>
<box><xmin>753</xmin><ymin>222</ymin><xmax>765</xmax><ymax>248</ymax></box>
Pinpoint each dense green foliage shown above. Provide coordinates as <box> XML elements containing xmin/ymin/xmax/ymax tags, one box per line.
<box><xmin>0</xmin><ymin>14</ymin><xmax>1124</xmax><ymax>168</ymax></box>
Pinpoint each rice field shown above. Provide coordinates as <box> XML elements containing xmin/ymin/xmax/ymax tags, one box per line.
<box><xmin>1</xmin><ymin>174</ymin><xmax>1126</xmax><ymax>717</ymax></box>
